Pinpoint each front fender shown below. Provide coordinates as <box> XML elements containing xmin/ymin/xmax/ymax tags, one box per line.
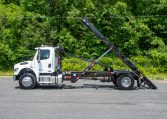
<box><xmin>15</xmin><ymin>68</ymin><xmax>38</xmax><ymax>81</ymax></box>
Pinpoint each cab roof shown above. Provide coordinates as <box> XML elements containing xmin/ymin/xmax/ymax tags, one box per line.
<box><xmin>35</xmin><ymin>45</ymin><xmax>60</xmax><ymax>50</ymax></box>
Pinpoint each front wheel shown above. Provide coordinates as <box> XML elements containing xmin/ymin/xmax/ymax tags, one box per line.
<box><xmin>19</xmin><ymin>73</ymin><xmax>37</xmax><ymax>89</ymax></box>
<box><xmin>116</xmin><ymin>74</ymin><xmax>134</xmax><ymax>90</ymax></box>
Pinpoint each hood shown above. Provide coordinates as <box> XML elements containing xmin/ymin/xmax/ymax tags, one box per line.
<box><xmin>14</xmin><ymin>61</ymin><xmax>32</xmax><ymax>69</ymax></box>
<box><xmin>14</xmin><ymin>61</ymin><xmax>33</xmax><ymax>75</ymax></box>
<box><xmin>19</xmin><ymin>61</ymin><xmax>32</xmax><ymax>65</ymax></box>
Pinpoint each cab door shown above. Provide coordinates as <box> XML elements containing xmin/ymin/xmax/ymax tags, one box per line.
<box><xmin>38</xmin><ymin>49</ymin><xmax>53</xmax><ymax>74</ymax></box>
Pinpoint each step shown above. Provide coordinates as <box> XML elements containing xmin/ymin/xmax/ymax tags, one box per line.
<box><xmin>38</xmin><ymin>81</ymin><xmax>53</xmax><ymax>84</ymax></box>
<box><xmin>39</xmin><ymin>75</ymin><xmax>55</xmax><ymax>78</ymax></box>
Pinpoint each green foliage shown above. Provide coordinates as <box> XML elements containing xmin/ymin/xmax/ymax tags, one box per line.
<box><xmin>99</xmin><ymin>56</ymin><xmax>128</xmax><ymax>70</ymax></box>
<box><xmin>0</xmin><ymin>43</ymin><xmax>14</xmax><ymax>70</ymax></box>
<box><xmin>0</xmin><ymin>0</ymin><xmax>166</xmax><ymax>76</ymax></box>
<box><xmin>62</xmin><ymin>57</ymin><xmax>103</xmax><ymax>71</ymax></box>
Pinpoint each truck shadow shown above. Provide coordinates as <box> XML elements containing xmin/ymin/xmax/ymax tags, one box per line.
<box><xmin>15</xmin><ymin>84</ymin><xmax>139</xmax><ymax>90</ymax></box>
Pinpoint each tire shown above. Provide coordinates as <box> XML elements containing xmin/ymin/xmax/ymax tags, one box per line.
<box><xmin>116</xmin><ymin>74</ymin><xmax>134</xmax><ymax>90</ymax></box>
<box><xmin>19</xmin><ymin>73</ymin><xmax>37</xmax><ymax>89</ymax></box>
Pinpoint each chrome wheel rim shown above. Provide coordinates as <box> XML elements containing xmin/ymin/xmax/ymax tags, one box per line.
<box><xmin>22</xmin><ymin>76</ymin><xmax>32</xmax><ymax>87</ymax></box>
<box><xmin>121</xmin><ymin>77</ymin><xmax>131</xmax><ymax>88</ymax></box>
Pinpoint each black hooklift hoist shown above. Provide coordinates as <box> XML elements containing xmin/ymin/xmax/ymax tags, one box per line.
<box><xmin>64</xmin><ymin>18</ymin><xmax>157</xmax><ymax>90</ymax></box>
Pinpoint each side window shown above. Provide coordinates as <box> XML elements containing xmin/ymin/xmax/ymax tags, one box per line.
<box><xmin>40</xmin><ymin>50</ymin><xmax>50</xmax><ymax>60</ymax></box>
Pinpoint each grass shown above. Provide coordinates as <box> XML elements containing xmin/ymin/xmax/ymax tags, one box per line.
<box><xmin>147</xmin><ymin>73</ymin><xmax>167</xmax><ymax>80</ymax></box>
<box><xmin>0</xmin><ymin>70</ymin><xmax>13</xmax><ymax>76</ymax></box>
<box><xmin>0</xmin><ymin>70</ymin><xmax>166</xmax><ymax>80</ymax></box>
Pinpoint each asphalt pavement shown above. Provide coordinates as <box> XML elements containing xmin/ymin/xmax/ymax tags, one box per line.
<box><xmin>0</xmin><ymin>77</ymin><xmax>167</xmax><ymax>119</ymax></box>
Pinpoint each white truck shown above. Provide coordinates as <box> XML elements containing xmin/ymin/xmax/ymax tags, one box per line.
<box><xmin>13</xmin><ymin>46</ymin><xmax>63</xmax><ymax>89</ymax></box>
<box><xmin>13</xmin><ymin>18</ymin><xmax>157</xmax><ymax>90</ymax></box>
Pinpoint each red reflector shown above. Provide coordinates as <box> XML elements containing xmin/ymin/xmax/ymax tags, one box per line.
<box><xmin>66</xmin><ymin>76</ymin><xmax>72</xmax><ymax>79</ymax></box>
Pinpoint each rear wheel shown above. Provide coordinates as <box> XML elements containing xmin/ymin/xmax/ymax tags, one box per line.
<box><xmin>19</xmin><ymin>73</ymin><xmax>37</xmax><ymax>89</ymax></box>
<box><xmin>116</xmin><ymin>74</ymin><xmax>134</xmax><ymax>90</ymax></box>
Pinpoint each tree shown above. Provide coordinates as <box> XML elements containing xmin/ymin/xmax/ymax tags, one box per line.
<box><xmin>0</xmin><ymin>0</ymin><xmax>166</xmax><ymax>73</ymax></box>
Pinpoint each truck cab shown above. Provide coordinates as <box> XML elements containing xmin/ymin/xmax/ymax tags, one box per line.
<box><xmin>13</xmin><ymin>46</ymin><xmax>62</xmax><ymax>89</ymax></box>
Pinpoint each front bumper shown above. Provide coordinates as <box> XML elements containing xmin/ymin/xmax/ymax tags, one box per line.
<box><xmin>13</xmin><ymin>75</ymin><xmax>16</xmax><ymax>81</ymax></box>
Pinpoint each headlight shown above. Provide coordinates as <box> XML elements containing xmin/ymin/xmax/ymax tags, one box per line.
<box><xmin>14</xmin><ymin>68</ymin><xmax>19</xmax><ymax>72</ymax></box>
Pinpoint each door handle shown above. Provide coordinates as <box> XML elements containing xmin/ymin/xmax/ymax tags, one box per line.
<box><xmin>48</xmin><ymin>63</ymin><xmax>51</xmax><ymax>68</ymax></box>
